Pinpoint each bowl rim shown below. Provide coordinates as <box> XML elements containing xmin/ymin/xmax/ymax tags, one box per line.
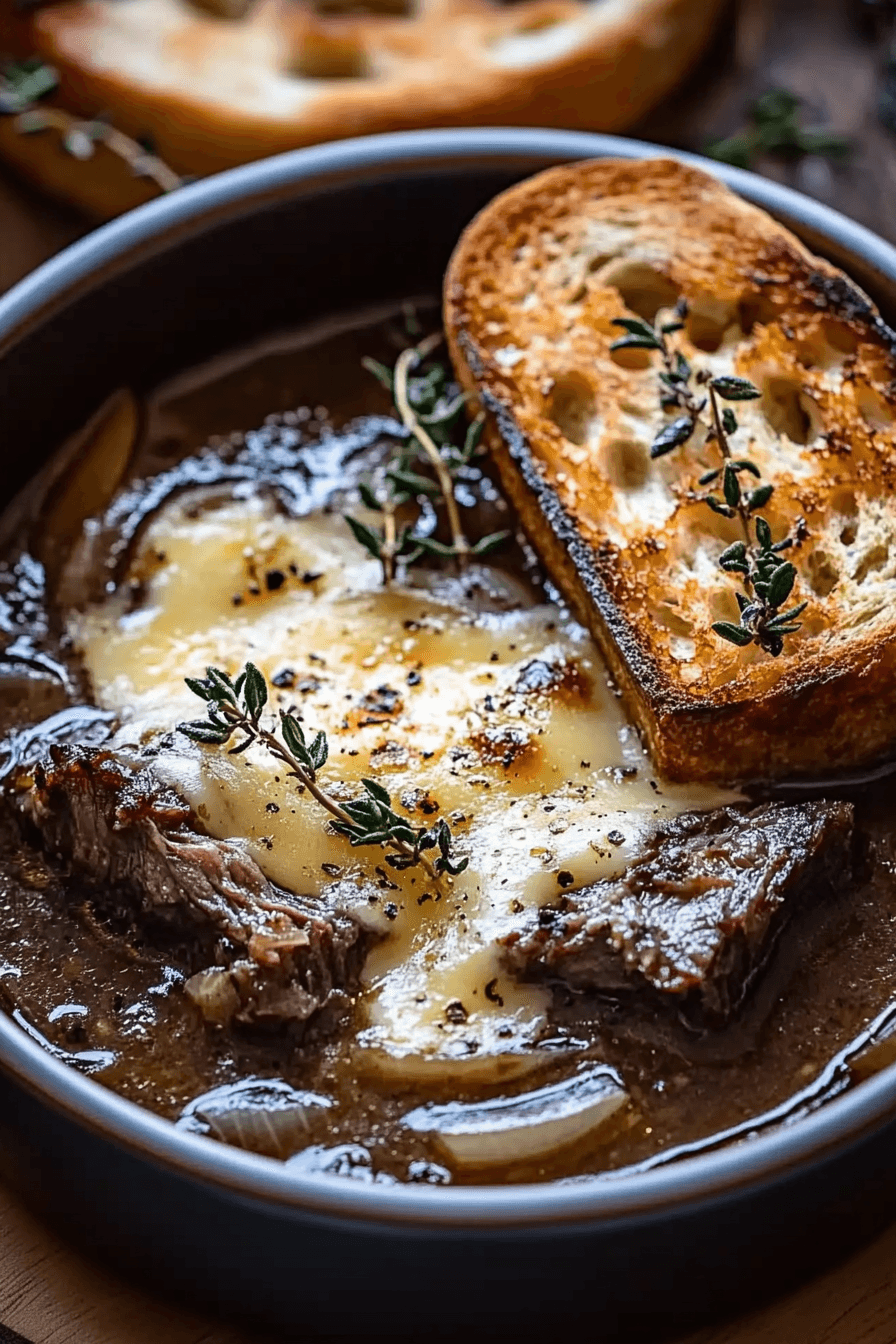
<box><xmin>2</xmin><ymin>125</ymin><xmax>896</xmax><ymax>1232</ymax></box>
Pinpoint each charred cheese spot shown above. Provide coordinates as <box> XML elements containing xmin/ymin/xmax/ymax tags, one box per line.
<box><xmin>72</xmin><ymin>491</ymin><xmax>734</xmax><ymax>1077</ymax></box>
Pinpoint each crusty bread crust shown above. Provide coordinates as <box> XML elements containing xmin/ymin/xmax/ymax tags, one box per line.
<box><xmin>444</xmin><ymin>158</ymin><xmax>896</xmax><ymax>785</ymax></box>
<box><xmin>0</xmin><ymin>0</ymin><xmax>723</xmax><ymax>218</ymax></box>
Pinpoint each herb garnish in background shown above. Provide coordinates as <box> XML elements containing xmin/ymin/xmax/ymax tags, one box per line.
<box><xmin>345</xmin><ymin>335</ymin><xmax>508</xmax><ymax>581</ymax></box>
<box><xmin>0</xmin><ymin>56</ymin><xmax>184</xmax><ymax>194</ymax></box>
<box><xmin>611</xmin><ymin>307</ymin><xmax>807</xmax><ymax>658</ymax></box>
<box><xmin>706</xmin><ymin>89</ymin><xmax>850</xmax><ymax>171</ymax></box>
<box><xmin>179</xmin><ymin>663</ymin><xmax>468</xmax><ymax>881</ymax></box>
<box><xmin>0</xmin><ymin>56</ymin><xmax>57</xmax><ymax>113</ymax></box>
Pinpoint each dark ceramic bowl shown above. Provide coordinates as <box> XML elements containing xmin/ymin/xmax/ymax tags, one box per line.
<box><xmin>2</xmin><ymin>129</ymin><xmax>896</xmax><ymax>1341</ymax></box>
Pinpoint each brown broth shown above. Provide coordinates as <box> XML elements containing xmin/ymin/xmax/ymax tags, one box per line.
<box><xmin>1</xmin><ymin>304</ymin><xmax>896</xmax><ymax>1187</ymax></box>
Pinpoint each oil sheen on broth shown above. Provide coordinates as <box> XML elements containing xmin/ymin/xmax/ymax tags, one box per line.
<box><xmin>3</xmin><ymin>306</ymin><xmax>896</xmax><ymax>1186</ymax></box>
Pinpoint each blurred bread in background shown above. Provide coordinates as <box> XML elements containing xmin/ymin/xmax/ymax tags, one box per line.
<box><xmin>0</xmin><ymin>0</ymin><xmax>724</xmax><ymax>217</ymax></box>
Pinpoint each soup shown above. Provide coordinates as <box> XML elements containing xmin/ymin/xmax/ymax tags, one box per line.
<box><xmin>1</xmin><ymin>304</ymin><xmax>894</xmax><ymax>1186</ymax></box>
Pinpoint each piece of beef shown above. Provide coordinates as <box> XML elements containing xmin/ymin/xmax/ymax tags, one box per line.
<box><xmin>502</xmin><ymin>801</ymin><xmax>854</xmax><ymax>1026</ymax></box>
<box><xmin>12</xmin><ymin>743</ymin><xmax>370</xmax><ymax>1032</ymax></box>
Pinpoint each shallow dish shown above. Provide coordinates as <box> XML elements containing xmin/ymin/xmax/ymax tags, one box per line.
<box><xmin>2</xmin><ymin>128</ymin><xmax>896</xmax><ymax>1338</ymax></box>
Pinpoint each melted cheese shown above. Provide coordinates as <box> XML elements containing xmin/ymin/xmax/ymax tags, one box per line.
<box><xmin>73</xmin><ymin>491</ymin><xmax>733</xmax><ymax>1078</ymax></box>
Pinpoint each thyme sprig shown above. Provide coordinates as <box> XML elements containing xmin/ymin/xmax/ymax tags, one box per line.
<box><xmin>178</xmin><ymin>663</ymin><xmax>468</xmax><ymax>881</ymax></box>
<box><xmin>393</xmin><ymin>339</ymin><xmax>473</xmax><ymax>566</ymax></box>
<box><xmin>714</xmin><ymin>520</ymin><xmax>808</xmax><ymax>658</ymax></box>
<box><xmin>346</xmin><ymin>337</ymin><xmax>508</xmax><ymax>582</ymax></box>
<box><xmin>705</xmin><ymin>89</ymin><xmax>850</xmax><ymax>171</ymax></box>
<box><xmin>611</xmin><ymin>309</ymin><xmax>806</xmax><ymax>657</ymax></box>
<box><xmin>0</xmin><ymin>57</ymin><xmax>184</xmax><ymax>196</ymax></box>
<box><xmin>0</xmin><ymin>56</ymin><xmax>57</xmax><ymax>113</ymax></box>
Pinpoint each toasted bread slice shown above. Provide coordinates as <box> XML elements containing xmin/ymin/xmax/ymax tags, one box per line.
<box><xmin>445</xmin><ymin>158</ymin><xmax>896</xmax><ymax>785</ymax></box>
<box><xmin>0</xmin><ymin>0</ymin><xmax>723</xmax><ymax>218</ymax></box>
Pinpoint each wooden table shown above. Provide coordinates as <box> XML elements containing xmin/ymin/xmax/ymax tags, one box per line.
<box><xmin>3</xmin><ymin>0</ymin><xmax>896</xmax><ymax>1338</ymax></box>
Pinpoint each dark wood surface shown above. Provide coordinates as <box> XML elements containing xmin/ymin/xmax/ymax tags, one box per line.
<box><xmin>641</xmin><ymin>0</ymin><xmax>896</xmax><ymax>245</ymax></box>
<box><xmin>2</xmin><ymin>0</ymin><xmax>896</xmax><ymax>1339</ymax></box>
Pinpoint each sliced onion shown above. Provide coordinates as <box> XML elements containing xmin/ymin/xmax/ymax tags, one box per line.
<box><xmin>402</xmin><ymin>1066</ymin><xmax>629</xmax><ymax>1168</ymax></box>
<box><xmin>47</xmin><ymin>389</ymin><xmax>138</xmax><ymax>605</ymax></box>
<box><xmin>850</xmin><ymin>1030</ymin><xmax>896</xmax><ymax>1082</ymax></box>
<box><xmin>352</xmin><ymin>1040</ymin><xmax>558</xmax><ymax>1087</ymax></box>
<box><xmin>287</xmin><ymin>1143</ymin><xmax>397</xmax><ymax>1184</ymax></box>
<box><xmin>177</xmin><ymin>1077</ymin><xmax>331</xmax><ymax>1159</ymax></box>
<box><xmin>184</xmin><ymin>967</ymin><xmax>241</xmax><ymax>1026</ymax></box>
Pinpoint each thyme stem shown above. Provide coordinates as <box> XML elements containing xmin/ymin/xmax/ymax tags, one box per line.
<box><xmin>707</xmin><ymin>383</ymin><xmax>753</xmax><ymax>549</ymax></box>
<box><xmin>394</xmin><ymin>343</ymin><xmax>471</xmax><ymax>568</ymax></box>
<box><xmin>381</xmin><ymin>502</ymin><xmax>398</xmax><ymax>585</ymax></box>
<box><xmin>15</xmin><ymin>106</ymin><xmax>183</xmax><ymax>194</ymax></box>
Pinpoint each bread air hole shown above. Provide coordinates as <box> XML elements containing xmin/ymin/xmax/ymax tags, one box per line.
<box><xmin>189</xmin><ymin>0</ymin><xmax>253</xmax><ymax>16</ymax></box>
<box><xmin>686</xmin><ymin>313</ymin><xmax>727</xmax><ymax>353</ymax></box>
<box><xmin>855</xmin><ymin>383</ymin><xmax>895</xmax><ymax>429</ymax></box>
<box><xmin>603</xmin><ymin>437</ymin><xmax>648</xmax><ymax>490</ymax></box>
<box><xmin>651</xmin><ymin>599</ymin><xmax>693</xmax><ymax>638</ymax></box>
<box><xmin>833</xmin><ymin>490</ymin><xmax>859</xmax><ymax>529</ymax></box>
<box><xmin>823</xmin><ymin>318</ymin><xmax>860</xmax><ymax>355</ymax></box>
<box><xmin>291</xmin><ymin>31</ymin><xmax>370</xmax><ymax>78</ymax></box>
<box><xmin>807</xmin><ymin>548</ymin><xmax>840</xmax><ymax>598</ymax></box>
<box><xmin>853</xmin><ymin>543</ymin><xmax>890</xmax><ymax>585</ymax></box>
<box><xmin>684</xmin><ymin>297</ymin><xmax>739</xmax><ymax>354</ymax></box>
<box><xmin>313</xmin><ymin>0</ymin><xmax>410</xmax><ymax>11</ymax></box>
<box><xmin>506</xmin><ymin>5</ymin><xmax>568</xmax><ymax>32</ymax></box>
<box><xmin>546</xmin><ymin>373</ymin><xmax>596</xmax><ymax>446</ymax></box>
<box><xmin>737</xmin><ymin>294</ymin><xmax>777</xmax><ymax>337</ymax></box>
<box><xmin>597</xmin><ymin>260</ymin><xmax>679</xmax><ymax>323</ymax></box>
<box><xmin>708</xmin><ymin>586</ymin><xmax>743</xmax><ymax>624</ymax></box>
<box><xmin>760</xmin><ymin>376</ymin><xmax>822</xmax><ymax>445</ymax></box>
<box><xmin>797</xmin><ymin>319</ymin><xmax>860</xmax><ymax>371</ymax></box>
<box><xmin>609</xmin><ymin>345</ymin><xmax>652</xmax><ymax>371</ymax></box>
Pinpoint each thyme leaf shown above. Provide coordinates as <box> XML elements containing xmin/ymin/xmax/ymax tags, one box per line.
<box><xmin>651</xmin><ymin>415</ymin><xmax>695</xmax><ymax>459</ymax></box>
<box><xmin>471</xmin><ymin>530</ymin><xmax>511</xmax><ymax>556</ymax></box>
<box><xmin>711</xmin><ymin>622</ymin><xmax>754</xmax><ymax>648</ymax></box>
<box><xmin>344</xmin><ymin>514</ymin><xmax>386</xmax><ymax>560</ymax></box>
<box><xmin>0</xmin><ymin>58</ymin><xmax>58</xmax><ymax>114</ymax></box>
<box><xmin>357</xmin><ymin>481</ymin><xmax>382</xmax><ymax>513</ymax></box>
<box><xmin>706</xmin><ymin>89</ymin><xmax>850</xmax><ymax>170</ymax></box>
<box><xmin>747</xmin><ymin>483</ymin><xmax>774</xmax><ymax>512</ymax></box>
<box><xmin>709</xmin><ymin>376</ymin><xmax>762</xmax><ymax>402</ymax></box>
